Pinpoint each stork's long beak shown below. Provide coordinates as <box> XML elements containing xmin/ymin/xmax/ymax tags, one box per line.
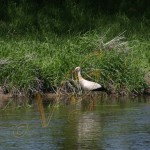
<box><xmin>72</xmin><ymin>69</ymin><xmax>78</xmax><ymax>81</ymax></box>
<box><xmin>72</xmin><ymin>69</ymin><xmax>76</xmax><ymax>74</ymax></box>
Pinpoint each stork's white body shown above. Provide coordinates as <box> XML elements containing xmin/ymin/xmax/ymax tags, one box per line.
<box><xmin>73</xmin><ymin>67</ymin><xmax>102</xmax><ymax>91</ymax></box>
<box><xmin>78</xmin><ymin>77</ymin><xmax>102</xmax><ymax>91</ymax></box>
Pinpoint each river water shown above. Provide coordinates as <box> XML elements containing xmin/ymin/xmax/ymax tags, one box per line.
<box><xmin>0</xmin><ymin>95</ymin><xmax>150</xmax><ymax>150</ymax></box>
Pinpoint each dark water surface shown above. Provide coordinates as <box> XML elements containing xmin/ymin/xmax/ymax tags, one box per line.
<box><xmin>0</xmin><ymin>95</ymin><xmax>150</xmax><ymax>150</ymax></box>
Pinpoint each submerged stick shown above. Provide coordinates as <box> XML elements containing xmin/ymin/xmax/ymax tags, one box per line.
<box><xmin>35</xmin><ymin>92</ymin><xmax>47</xmax><ymax>127</ymax></box>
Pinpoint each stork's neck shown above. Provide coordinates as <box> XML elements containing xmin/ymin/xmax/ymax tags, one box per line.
<box><xmin>77</xmin><ymin>70</ymin><xmax>83</xmax><ymax>79</ymax></box>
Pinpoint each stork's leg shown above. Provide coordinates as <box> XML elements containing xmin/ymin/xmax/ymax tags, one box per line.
<box><xmin>90</xmin><ymin>94</ymin><xmax>95</xmax><ymax>111</ymax></box>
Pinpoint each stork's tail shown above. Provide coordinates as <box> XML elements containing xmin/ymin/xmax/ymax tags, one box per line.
<box><xmin>92</xmin><ymin>86</ymin><xmax>108</xmax><ymax>93</ymax></box>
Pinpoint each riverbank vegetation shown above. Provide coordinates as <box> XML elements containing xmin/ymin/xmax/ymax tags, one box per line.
<box><xmin>0</xmin><ymin>0</ymin><xmax>150</xmax><ymax>96</ymax></box>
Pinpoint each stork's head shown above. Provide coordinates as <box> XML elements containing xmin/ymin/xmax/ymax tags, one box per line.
<box><xmin>73</xmin><ymin>66</ymin><xmax>81</xmax><ymax>73</ymax></box>
<box><xmin>75</xmin><ymin>66</ymin><xmax>81</xmax><ymax>72</ymax></box>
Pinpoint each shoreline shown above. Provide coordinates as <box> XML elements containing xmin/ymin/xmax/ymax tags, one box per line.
<box><xmin>0</xmin><ymin>87</ymin><xmax>149</xmax><ymax>100</ymax></box>
<box><xmin>0</xmin><ymin>90</ymin><xmax>150</xmax><ymax>109</ymax></box>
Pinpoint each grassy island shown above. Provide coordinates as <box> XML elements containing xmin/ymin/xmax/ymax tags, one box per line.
<box><xmin>0</xmin><ymin>0</ymin><xmax>150</xmax><ymax>96</ymax></box>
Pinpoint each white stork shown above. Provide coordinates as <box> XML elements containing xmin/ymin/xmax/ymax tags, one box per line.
<box><xmin>72</xmin><ymin>66</ymin><xmax>107</xmax><ymax>110</ymax></box>
<box><xmin>72</xmin><ymin>66</ymin><xmax>107</xmax><ymax>92</ymax></box>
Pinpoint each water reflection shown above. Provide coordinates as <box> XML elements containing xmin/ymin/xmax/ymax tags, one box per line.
<box><xmin>0</xmin><ymin>94</ymin><xmax>150</xmax><ymax>150</ymax></box>
<box><xmin>77</xmin><ymin>112</ymin><xmax>102</xmax><ymax>149</ymax></box>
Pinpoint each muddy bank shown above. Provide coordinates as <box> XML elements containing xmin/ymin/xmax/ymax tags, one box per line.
<box><xmin>0</xmin><ymin>86</ymin><xmax>150</xmax><ymax>101</ymax></box>
<box><xmin>0</xmin><ymin>87</ymin><xmax>150</xmax><ymax>101</ymax></box>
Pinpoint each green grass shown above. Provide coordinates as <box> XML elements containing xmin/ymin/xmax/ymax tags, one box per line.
<box><xmin>0</xmin><ymin>7</ymin><xmax>150</xmax><ymax>95</ymax></box>
<box><xmin>0</xmin><ymin>31</ymin><xmax>149</xmax><ymax>94</ymax></box>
